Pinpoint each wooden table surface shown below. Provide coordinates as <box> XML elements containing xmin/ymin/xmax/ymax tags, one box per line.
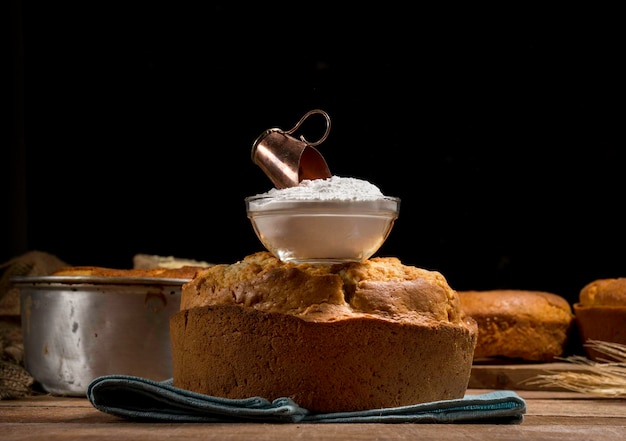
<box><xmin>1</xmin><ymin>389</ymin><xmax>624</xmax><ymax>440</ymax></box>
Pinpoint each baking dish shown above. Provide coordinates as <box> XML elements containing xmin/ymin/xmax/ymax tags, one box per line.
<box><xmin>13</xmin><ymin>275</ymin><xmax>185</xmax><ymax>396</ymax></box>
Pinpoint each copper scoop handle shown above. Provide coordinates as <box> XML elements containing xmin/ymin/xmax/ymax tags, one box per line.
<box><xmin>285</xmin><ymin>109</ymin><xmax>331</xmax><ymax>147</ymax></box>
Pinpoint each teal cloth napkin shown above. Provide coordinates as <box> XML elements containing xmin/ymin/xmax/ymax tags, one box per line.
<box><xmin>87</xmin><ymin>375</ymin><xmax>526</xmax><ymax>424</ymax></box>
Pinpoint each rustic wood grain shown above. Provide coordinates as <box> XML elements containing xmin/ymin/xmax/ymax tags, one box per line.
<box><xmin>1</xmin><ymin>390</ymin><xmax>625</xmax><ymax>440</ymax></box>
<box><xmin>469</xmin><ymin>362</ymin><xmax>594</xmax><ymax>391</ymax></box>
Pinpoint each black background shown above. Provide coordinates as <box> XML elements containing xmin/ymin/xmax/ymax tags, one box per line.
<box><xmin>4</xmin><ymin>2</ymin><xmax>623</xmax><ymax>305</ymax></box>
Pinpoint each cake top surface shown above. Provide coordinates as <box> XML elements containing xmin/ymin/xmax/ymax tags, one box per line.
<box><xmin>458</xmin><ymin>289</ymin><xmax>574</xmax><ymax>323</ymax></box>
<box><xmin>579</xmin><ymin>278</ymin><xmax>626</xmax><ymax>307</ymax></box>
<box><xmin>181</xmin><ymin>251</ymin><xmax>465</xmax><ymax>324</ymax></box>
<box><xmin>52</xmin><ymin>265</ymin><xmax>204</xmax><ymax>280</ymax></box>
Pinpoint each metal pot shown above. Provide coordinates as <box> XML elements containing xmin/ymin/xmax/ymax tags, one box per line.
<box><xmin>13</xmin><ymin>275</ymin><xmax>185</xmax><ymax>396</ymax></box>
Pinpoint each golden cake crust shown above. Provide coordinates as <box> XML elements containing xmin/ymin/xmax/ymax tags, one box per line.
<box><xmin>578</xmin><ymin>278</ymin><xmax>626</xmax><ymax>307</ymax></box>
<box><xmin>181</xmin><ymin>251</ymin><xmax>463</xmax><ymax>323</ymax></box>
<box><xmin>52</xmin><ymin>265</ymin><xmax>203</xmax><ymax>280</ymax></box>
<box><xmin>458</xmin><ymin>290</ymin><xmax>574</xmax><ymax>361</ymax></box>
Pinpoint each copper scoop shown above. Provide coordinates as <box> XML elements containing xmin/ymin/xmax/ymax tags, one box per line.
<box><xmin>251</xmin><ymin>109</ymin><xmax>332</xmax><ymax>189</ymax></box>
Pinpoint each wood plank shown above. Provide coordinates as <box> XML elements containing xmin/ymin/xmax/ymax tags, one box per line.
<box><xmin>3</xmin><ymin>421</ymin><xmax>626</xmax><ymax>441</ymax></box>
<box><xmin>469</xmin><ymin>362</ymin><xmax>594</xmax><ymax>391</ymax></box>
<box><xmin>2</xmin><ymin>393</ymin><xmax>626</xmax><ymax>441</ymax></box>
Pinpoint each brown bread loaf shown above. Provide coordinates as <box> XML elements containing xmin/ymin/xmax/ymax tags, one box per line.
<box><xmin>458</xmin><ymin>290</ymin><xmax>574</xmax><ymax>362</ymax></box>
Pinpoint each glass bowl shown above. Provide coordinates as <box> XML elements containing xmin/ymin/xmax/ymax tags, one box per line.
<box><xmin>245</xmin><ymin>195</ymin><xmax>400</xmax><ymax>264</ymax></box>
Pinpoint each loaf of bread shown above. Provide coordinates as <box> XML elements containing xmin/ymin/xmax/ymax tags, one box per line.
<box><xmin>458</xmin><ymin>290</ymin><xmax>574</xmax><ymax>362</ymax></box>
<box><xmin>170</xmin><ymin>251</ymin><xmax>478</xmax><ymax>413</ymax></box>
<box><xmin>575</xmin><ymin>278</ymin><xmax>626</xmax><ymax>361</ymax></box>
<box><xmin>52</xmin><ymin>265</ymin><xmax>203</xmax><ymax>280</ymax></box>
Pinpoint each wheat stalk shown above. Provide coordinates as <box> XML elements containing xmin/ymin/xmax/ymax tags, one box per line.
<box><xmin>523</xmin><ymin>340</ymin><xmax>626</xmax><ymax>397</ymax></box>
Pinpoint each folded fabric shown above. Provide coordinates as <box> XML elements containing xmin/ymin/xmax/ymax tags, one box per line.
<box><xmin>87</xmin><ymin>375</ymin><xmax>526</xmax><ymax>424</ymax></box>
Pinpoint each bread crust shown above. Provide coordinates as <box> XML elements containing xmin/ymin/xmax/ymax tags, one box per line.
<box><xmin>579</xmin><ymin>278</ymin><xmax>626</xmax><ymax>307</ymax></box>
<box><xmin>52</xmin><ymin>265</ymin><xmax>203</xmax><ymax>280</ymax></box>
<box><xmin>181</xmin><ymin>251</ymin><xmax>463</xmax><ymax>323</ymax></box>
<box><xmin>458</xmin><ymin>290</ymin><xmax>574</xmax><ymax>361</ymax></box>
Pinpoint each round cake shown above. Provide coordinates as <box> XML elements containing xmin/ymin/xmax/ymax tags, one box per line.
<box><xmin>458</xmin><ymin>290</ymin><xmax>575</xmax><ymax>361</ymax></box>
<box><xmin>574</xmin><ymin>278</ymin><xmax>626</xmax><ymax>361</ymax></box>
<box><xmin>170</xmin><ymin>251</ymin><xmax>478</xmax><ymax>413</ymax></box>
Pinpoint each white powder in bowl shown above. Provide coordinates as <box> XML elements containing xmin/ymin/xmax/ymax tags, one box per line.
<box><xmin>245</xmin><ymin>176</ymin><xmax>400</xmax><ymax>264</ymax></box>
<box><xmin>254</xmin><ymin>176</ymin><xmax>386</xmax><ymax>201</ymax></box>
